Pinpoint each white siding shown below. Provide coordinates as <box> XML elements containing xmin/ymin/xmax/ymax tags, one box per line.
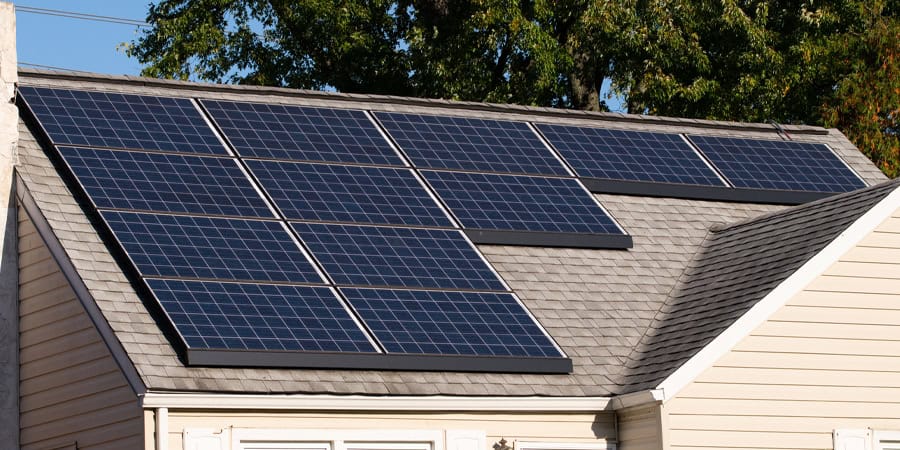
<box><xmin>617</xmin><ymin>404</ymin><xmax>665</xmax><ymax>450</ymax></box>
<box><xmin>18</xmin><ymin>205</ymin><xmax>143</xmax><ymax>449</ymax></box>
<box><xmin>665</xmin><ymin>211</ymin><xmax>900</xmax><ymax>449</ymax></box>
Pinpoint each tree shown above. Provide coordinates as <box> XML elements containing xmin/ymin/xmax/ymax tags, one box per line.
<box><xmin>128</xmin><ymin>0</ymin><xmax>900</xmax><ymax>176</ymax></box>
<box><xmin>822</xmin><ymin>15</ymin><xmax>900</xmax><ymax>177</ymax></box>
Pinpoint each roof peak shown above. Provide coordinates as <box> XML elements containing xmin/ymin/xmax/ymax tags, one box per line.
<box><xmin>17</xmin><ymin>67</ymin><xmax>830</xmax><ymax>136</ymax></box>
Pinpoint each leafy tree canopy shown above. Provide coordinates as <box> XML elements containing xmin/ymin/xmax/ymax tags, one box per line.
<box><xmin>129</xmin><ymin>0</ymin><xmax>900</xmax><ymax>176</ymax></box>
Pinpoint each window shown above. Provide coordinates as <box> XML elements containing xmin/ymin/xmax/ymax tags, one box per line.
<box><xmin>834</xmin><ymin>429</ymin><xmax>900</xmax><ymax>450</ymax></box>
<box><xmin>515</xmin><ymin>441</ymin><xmax>614</xmax><ymax>450</ymax></box>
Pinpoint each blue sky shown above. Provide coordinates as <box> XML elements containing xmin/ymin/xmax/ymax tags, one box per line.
<box><xmin>15</xmin><ymin>1</ymin><xmax>147</xmax><ymax>75</ymax></box>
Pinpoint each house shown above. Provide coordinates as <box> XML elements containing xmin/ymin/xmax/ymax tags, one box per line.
<box><xmin>2</xmin><ymin>3</ymin><xmax>900</xmax><ymax>450</ymax></box>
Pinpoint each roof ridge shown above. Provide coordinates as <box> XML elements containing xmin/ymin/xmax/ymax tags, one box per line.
<box><xmin>16</xmin><ymin>68</ymin><xmax>831</xmax><ymax>135</ymax></box>
<box><xmin>711</xmin><ymin>178</ymin><xmax>900</xmax><ymax>234</ymax></box>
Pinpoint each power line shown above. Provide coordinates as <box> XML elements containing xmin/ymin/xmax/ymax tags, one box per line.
<box><xmin>19</xmin><ymin>61</ymin><xmax>96</xmax><ymax>73</ymax></box>
<box><xmin>15</xmin><ymin>5</ymin><xmax>148</xmax><ymax>27</ymax></box>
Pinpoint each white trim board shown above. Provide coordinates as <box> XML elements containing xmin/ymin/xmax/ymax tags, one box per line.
<box><xmin>656</xmin><ymin>183</ymin><xmax>900</xmax><ymax>402</ymax></box>
<box><xmin>141</xmin><ymin>392</ymin><xmax>611</xmax><ymax>412</ymax></box>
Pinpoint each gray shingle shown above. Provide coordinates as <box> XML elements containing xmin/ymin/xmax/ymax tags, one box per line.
<box><xmin>619</xmin><ymin>179</ymin><xmax>900</xmax><ymax>394</ymax></box>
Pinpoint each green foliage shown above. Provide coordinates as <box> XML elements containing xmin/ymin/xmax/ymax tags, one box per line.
<box><xmin>823</xmin><ymin>15</ymin><xmax>900</xmax><ymax>177</ymax></box>
<box><xmin>129</xmin><ymin>0</ymin><xmax>900</xmax><ymax>177</ymax></box>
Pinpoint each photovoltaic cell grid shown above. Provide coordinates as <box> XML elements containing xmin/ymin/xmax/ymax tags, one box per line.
<box><xmin>342</xmin><ymin>288</ymin><xmax>560</xmax><ymax>357</ymax></box>
<box><xmin>292</xmin><ymin>222</ymin><xmax>506</xmax><ymax>291</ymax></box>
<box><xmin>375</xmin><ymin>112</ymin><xmax>568</xmax><ymax>176</ymax></box>
<box><xmin>423</xmin><ymin>171</ymin><xmax>622</xmax><ymax>234</ymax></box>
<box><xmin>537</xmin><ymin>124</ymin><xmax>725</xmax><ymax>186</ymax></box>
<box><xmin>147</xmin><ymin>279</ymin><xmax>376</xmax><ymax>352</ymax></box>
<box><xmin>689</xmin><ymin>135</ymin><xmax>867</xmax><ymax>192</ymax></box>
<box><xmin>59</xmin><ymin>147</ymin><xmax>273</xmax><ymax>218</ymax></box>
<box><xmin>18</xmin><ymin>86</ymin><xmax>226</xmax><ymax>155</ymax></box>
<box><xmin>21</xmin><ymin>87</ymin><xmax>568</xmax><ymax>366</ymax></box>
<box><xmin>202</xmin><ymin>99</ymin><xmax>404</xmax><ymax>166</ymax></box>
<box><xmin>103</xmin><ymin>211</ymin><xmax>323</xmax><ymax>284</ymax></box>
<box><xmin>246</xmin><ymin>160</ymin><xmax>451</xmax><ymax>227</ymax></box>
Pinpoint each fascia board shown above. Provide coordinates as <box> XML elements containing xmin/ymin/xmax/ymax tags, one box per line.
<box><xmin>140</xmin><ymin>392</ymin><xmax>611</xmax><ymax>412</ymax></box>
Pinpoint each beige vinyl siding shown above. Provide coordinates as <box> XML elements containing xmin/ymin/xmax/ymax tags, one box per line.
<box><xmin>166</xmin><ymin>410</ymin><xmax>616</xmax><ymax>450</ymax></box>
<box><xmin>665</xmin><ymin>211</ymin><xmax>900</xmax><ymax>449</ymax></box>
<box><xmin>18</xmin><ymin>205</ymin><xmax>143</xmax><ymax>449</ymax></box>
<box><xmin>617</xmin><ymin>404</ymin><xmax>666</xmax><ymax>450</ymax></box>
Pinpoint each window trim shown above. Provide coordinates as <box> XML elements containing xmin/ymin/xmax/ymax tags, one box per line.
<box><xmin>874</xmin><ymin>431</ymin><xmax>900</xmax><ymax>450</ymax></box>
<box><xmin>514</xmin><ymin>441</ymin><xmax>615</xmax><ymax>450</ymax></box>
<box><xmin>230</xmin><ymin>429</ymin><xmax>444</xmax><ymax>450</ymax></box>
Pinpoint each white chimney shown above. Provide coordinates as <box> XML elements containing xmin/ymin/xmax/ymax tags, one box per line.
<box><xmin>0</xmin><ymin>2</ymin><xmax>16</xmax><ymax>449</ymax></box>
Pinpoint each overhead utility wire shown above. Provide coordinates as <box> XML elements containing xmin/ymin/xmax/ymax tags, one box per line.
<box><xmin>15</xmin><ymin>5</ymin><xmax>148</xmax><ymax>27</ymax></box>
<box><xmin>19</xmin><ymin>62</ymin><xmax>95</xmax><ymax>73</ymax></box>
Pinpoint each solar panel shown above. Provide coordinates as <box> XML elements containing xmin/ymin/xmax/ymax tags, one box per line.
<box><xmin>103</xmin><ymin>211</ymin><xmax>323</xmax><ymax>284</ymax></box>
<box><xmin>689</xmin><ymin>135</ymin><xmax>867</xmax><ymax>192</ymax></box>
<box><xmin>59</xmin><ymin>147</ymin><xmax>273</xmax><ymax>218</ymax></box>
<box><xmin>19</xmin><ymin>86</ymin><xmax>226</xmax><ymax>154</ymax></box>
<box><xmin>341</xmin><ymin>288</ymin><xmax>562</xmax><ymax>357</ymax></box>
<box><xmin>246</xmin><ymin>160</ymin><xmax>451</xmax><ymax>227</ymax></box>
<box><xmin>148</xmin><ymin>279</ymin><xmax>377</xmax><ymax>352</ymax></box>
<box><xmin>202</xmin><ymin>99</ymin><xmax>404</xmax><ymax>165</ymax></box>
<box><xmin>537</xmin><ymin>124</ymin><xmax>725</xmax><ymax>186</ymax></box>
<box><xmin>291</xmin><ymin>222</ymin><xmax>506</xmax><ymax>291</ymax></box>
<box><xmin>375</xmin><ymin>112</ymin><xmax>568</xmax><ymax>175</ymax></box>
<box><xmin>423</xmin><ymin>171</ymin><xmax>623</xmax><ymax>234</ymax></box>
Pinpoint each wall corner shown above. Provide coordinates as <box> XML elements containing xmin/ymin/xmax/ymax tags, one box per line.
<box><xmin>0</xmin><ymin>2</ymin><xmax>18</xmax><ymax>449</ymax></box>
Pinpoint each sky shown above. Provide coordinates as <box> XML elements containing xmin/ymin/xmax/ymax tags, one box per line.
<box><xmin>15</xmin><ymin>1</ymin><xmax>148</xmax><ymax>75</ymax></box>
<box><xmin>13</xmin><ymin>1</ymin><xmax>627</xmax><ymax>112</ymax></box>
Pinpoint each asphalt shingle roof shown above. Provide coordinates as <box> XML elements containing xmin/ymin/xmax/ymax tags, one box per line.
<box><xmin>13</xmin><ymin>69</ymin><xmax>891</xmax><ymax>396</ymax></box>
<box><xmin>620</xmin><ymin>178</ymin><xmax>900</xmax><ymax>393</ymax></box>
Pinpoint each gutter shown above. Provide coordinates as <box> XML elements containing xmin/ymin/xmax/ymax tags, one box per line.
<box><xmin>140</xmin><ymin>392</ymin><xmax>612</xmax><ymax>412</ymax></box>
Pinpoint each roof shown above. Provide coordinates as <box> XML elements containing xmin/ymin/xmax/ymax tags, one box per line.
<box><xmin>12</xmin><ymin>69</ymin><xmax>892</xmax><ymax>397</ymax></box>
<box><xmin>620</xmin><ymin>177</ymin><xmax>900</xmax><ymax>393</ymax></box>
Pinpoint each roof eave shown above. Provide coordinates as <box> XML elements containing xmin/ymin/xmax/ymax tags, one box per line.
<box><xmin>140</xmin><ymin>391</ymin><xmax>613</xmax><ymax>412</ymax></box>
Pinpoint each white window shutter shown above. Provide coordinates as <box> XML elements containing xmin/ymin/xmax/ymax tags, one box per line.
<box><xmin>446</xmin><ymin>430</ymin><xmax>486</xmax><ymax>450</ymax></box>
<box><xmin>184</xmin><ymin>428</ymin><xmax>229</xmax><ymax>450</ymax></box>
<box><xmin>834</xmin><ymin>429</ymin><xmax>872</xmax><ymax>450</ymax></box>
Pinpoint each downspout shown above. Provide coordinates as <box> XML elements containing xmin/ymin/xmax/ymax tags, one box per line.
<box><xmin>0</xmin><ymin>2</ymin><xmax>18</xmax><ymax>449</ymax></box>
<box><xmin>156</xmin><ymin>407</ymin><xmax>169</xmax><ymax>450</ymax></box>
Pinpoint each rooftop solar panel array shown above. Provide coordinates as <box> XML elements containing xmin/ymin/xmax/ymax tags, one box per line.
<box><xmin>202</xmin><ymin>100</ymin><xmax>404</xmax><ymax>166</ymax></box>
<box><xmin>20</xmin><ymin>86</ymin><xmax>227</xmax><ymax>154</ymax></box>
<box><xmin>688</xmin><ymin>135</ymin><xmax>866</xmax><ymax>193</ymax></box>
<box><xmin>20</xmin><ymin>86</ymin><xmax>570</xmax><ymax>373</ymax></box>
<box><xmin>373</xmin><ymin>112</ymin><xmax>630</xmax><ymax>245</ymax></box>
<box><xmin>24</xmin><ymin>83</ymin><xmax>868</xmax><ymax>373</ymax></box>
<box><xmin>536</xmin><ymin>124</ymin><xmax>725</xmax><ymax>186</ymax></box>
